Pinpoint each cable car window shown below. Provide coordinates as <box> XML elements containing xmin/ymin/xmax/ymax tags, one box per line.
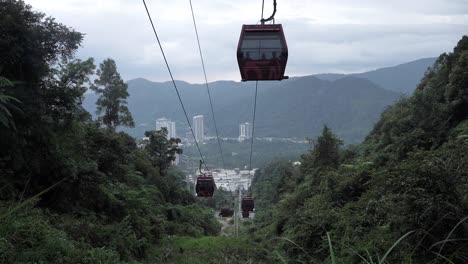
<box><xmin>240</xmin><ymin>31</ymin><xmax>283</xmax><ymax>61</ymax></box>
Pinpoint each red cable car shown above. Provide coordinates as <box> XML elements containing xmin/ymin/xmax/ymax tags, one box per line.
<box><xmin>219</xmin><ymin>208</ymin><xmax>234</xmax><ymax>217</ymax></box>
<box><xmin>237</xmin><ymin>24</ymin><xmax>288</xmax><ymax>81</ymax></box>
<box><xmin>242</xmin><ymin>211</ymin><xmax>250</xmax><ymax>218</ymax></box>
<box><xmin>195</xmin><ymin>172</ymin><xmax>216</xmax><ymax>198</ymax></box>
<box><xmin>241</xmin><ymin>196</ymin><xmax>255</xmax><ymax>212</ymax></box>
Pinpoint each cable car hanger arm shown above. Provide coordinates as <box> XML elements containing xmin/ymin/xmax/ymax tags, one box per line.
<box><xmin>260</xmin><ymin>0</ymin><xmax>277</xmax><ymax>24</ymax></box>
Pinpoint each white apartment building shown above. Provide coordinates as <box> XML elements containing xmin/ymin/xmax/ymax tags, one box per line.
<box><xmin>193</xmin><ymin>115</ymin><xmax>204</xmax><ymax>142</ymax></box>
<box><xmin>156</xmin><ymin>117</ymin><xmax>177</xmax><ymax>139</ymax></box>
<box><xmin>238</xmin><ymin>122</ymin><xmax>252</xmax><ymax>142</ymax></box>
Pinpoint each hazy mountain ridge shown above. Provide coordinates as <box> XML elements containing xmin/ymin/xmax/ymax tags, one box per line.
<box><xmin>240</xmin><ymin>76</ymin><xmax>400</xmax><ymax>143</ymax></box>
<box><xmin>313</xmin><ymin>57</ymin><xmax>437</xmax><ymax>94</ymax></box>
<box><xmin>83</xmin><ymin>58</ymin><xmax>435</xmax><ymax>143</ymax></box>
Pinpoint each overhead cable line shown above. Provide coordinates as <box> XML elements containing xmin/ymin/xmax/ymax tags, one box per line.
<box><xmin>247</xmin><ymin>0</ymin><xmax>269</xmax><ymax>171</ymax></box>
<box><xmin>142</xmin><ymin>0</ymin><xmax>208</xmax><ymax>171</ymax></box>
<box><xmin>248</xmin><ymin>81</ymin><xmax>258</xmax><ymax>171</ymax></box>
<box><xmin>188</xmin><ymin>0</ymin><xmax>227</xmax><ymax>173</ymax></box>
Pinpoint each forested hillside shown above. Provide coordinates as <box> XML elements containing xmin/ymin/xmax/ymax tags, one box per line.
<box><xmin>182</xmin><ymin>139</ymin><xmax>310</xmax><ymax>170</ymax></box>
<box><xmin>246</xmin><ymin>76</ymin><xmax>399</xmax><ymax>142</ymax></box>
<box><xmin>250</xmin><ymin>36</ymin><xmax>468</xmax><ymax>263</ymax></box>
<box><xmin>0</xmin><ymin>2</ymin><xmax>219</xmax><ymax>262</ymax></box>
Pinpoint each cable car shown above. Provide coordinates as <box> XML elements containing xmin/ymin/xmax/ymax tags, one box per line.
<box><xmin>241</xmin><ymin>196</ymin><xmax>255</xmax><ymax>212</ymax></box>
<box><xmin>242</xmin><ymin>211</ymin><xmax>250</xmax><ymax>218</ymax></box>
<box><xmin>237</xmin><ymin>24</ymin><xmax>288</xmax><ymax>81</ymax></box>
<box><xmin>219</xmin><ymin>208</ymin><xmax>234</xmax><ymax>217</ymax></box>
<box><xmin>195</xmin><ymin>172</ymin><xmax>216</xmax><ymax>198</ymax></box>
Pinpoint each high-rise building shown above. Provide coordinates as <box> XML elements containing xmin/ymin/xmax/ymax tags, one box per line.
<box><xmin>156</xmin><ymin>117</ymin><xmax>176</xmax><ymax>139</ymax></box>
<box><xmin>169</xmin><ymin>121</ymin><xmax>176</xmax><ymax>138</ymax></box>
<box><xmin>238</xmin><ymin>122</ymin><xmax>251</xmax><ymax>142</ymax></box>
<box><xmin>193</xmin><ymin>115</ymin><xmax>204</xmax><ymax>142</ymax></box>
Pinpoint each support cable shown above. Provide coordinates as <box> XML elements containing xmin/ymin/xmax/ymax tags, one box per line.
<box><xmin>189</xmin><ymin>0</ymin><xmax>227</xmax><ymax>173</ymax></box>
<box><xmin>261</xmin><ymin>0</ymin><xmax>265</xmax><ymax>21</ymax></box>
<box><xmin>142</xmin><ymin>0</ymin><xmax>208</xmax><ymax>171</ymax></box>
<box><xmin>261</xmin><ymin>0</ymin><xmax>277</xmax><ymax>24</ymax></box>
<box><xmin>248</xmin><ymin>81</ymin><xmax>258</xmax><ymax>171</ymax></box>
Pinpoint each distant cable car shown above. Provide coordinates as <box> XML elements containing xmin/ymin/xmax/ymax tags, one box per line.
<box><xmin>195</xmin><ymin>160</ymin><xmax>216</xmax><ymax>198</ymax></box>
<box><xmin>219</xmin><ymin>208</ymin><xmax>234</xmax><ymax>217</ymax></box>
<box><xmin>242</xmin><ymin>211</ymin><xmax>250</xmax><ymax>218</ymax></box>
<box><xmin>237</xmin><ymin>0</ymin><xmax>288</xmax><ymax>81</ymax></box>
<box><xmin>241</xmin><ymin>196</ymin><xmax>255</xmax><ymax>212</ymax></box>
<box><xmin>195</xmin><ymin>172</ymin><xmax>215</xmax><ymax>198</ymax></box>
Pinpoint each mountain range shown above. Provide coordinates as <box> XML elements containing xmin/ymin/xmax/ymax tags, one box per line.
<box><xmin>83</xmin><ymin>57</ymin><xmax>436</xmax><ymax>144</ymax></box>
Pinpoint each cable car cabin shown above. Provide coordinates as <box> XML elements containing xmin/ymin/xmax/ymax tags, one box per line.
<box><xmin>219</xmin><ymin>208</ymin><xmax>234</xmax><ymax>217</ymax></box>
<box><xmin>241</xmin><ymin>196</ymin><xmax>255</xmax><ymax>212</ymax></box>
<box><xmin>195</xmin><ymin>173</ymin><xmax>216</xmax><ymax>198</ymax></box>
<box><xmin>237</xmin><ymin>24</ymin><xmax>288</xmax><ymax>81</ymax></box>
<box><xmin>242</xmin><ymin>211</ymin><xmax>250</xmax><ymax>218</ymax></box>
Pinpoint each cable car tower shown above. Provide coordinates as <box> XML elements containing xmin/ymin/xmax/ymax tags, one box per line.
<box><xmin>237</xmin><ymin>0</ymin><xmax>288</xmax><ymax>81</ymax></box>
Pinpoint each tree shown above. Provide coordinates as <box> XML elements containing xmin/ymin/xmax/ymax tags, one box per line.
<box><xmin>305</xmin><ymin>125</ymin><xmax>343</xmax><ymax>169</ymax></box>
<box><xmin>91</xmin><ymin>59</ymin><xmax>134</xmax><ymax>130</ymax></box>
<box><xmin>447</xmin><ymin>49</ymin><xmax>468</xmax><ymax>122</ymax></box>
<box><xmin>44</xmin><ymin>58</ymin><xmax>96</xmax><ymax>123</ymax></box>
<box><xmin>144</xmin><ymin>128</ymin><xmax>182</xmax><ymax>175</ymax></box>
<box><xmin>0</xmin><ymin>0</ymin><xmax>83</xmax><ymax>83</ymax></box>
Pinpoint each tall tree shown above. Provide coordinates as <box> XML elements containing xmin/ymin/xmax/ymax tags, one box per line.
<box><xmin>44</xmin><ymin>58</ymin><xmax>96</xmax><ymax>124</ymax></box>
<box><xmin>303</xmin><ymin>125</ymin><xmax>343</xmax><ymax>170</ymax></box>
<box><xmin>144</xmin><ymin>128</ymin><xmax>182</xmax><ymax>175</ymax></box>
<box><xmin>0</xmin><ymin>0</ymin><xmax>83</xmax><ymax>83</ymax></box>
<box><xmin>313</xmin><ymin>125</ymin><xmax>343</xmax><ymax>168</ymax></box>
<box><xmin>91</xmin><ymin>59</ymin><xmax>134</xmax><ymax>130</ymax></box>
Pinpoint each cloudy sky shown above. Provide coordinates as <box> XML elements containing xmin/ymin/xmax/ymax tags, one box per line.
<box><xmin>27</xmin><ymin>0</ymin><xmax>468</xmax><ymax>83</ymax></box>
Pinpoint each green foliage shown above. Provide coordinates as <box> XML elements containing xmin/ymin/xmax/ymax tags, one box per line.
<box><xmin>0</xmin><ymin>203</ymin><xmax>123</xmax><ymax>263</ymax></box>
<box><xmin>198</xmin><ymin>187</ymin><xmax>234</xmax><ymax>210</ymax></box>
<box><xmin>92</xmin><ymin>58</ymin><xmax>135</xmax><ymax>130</ymax></box>
<box><xmin>165</xmin><ymin>205</ymin><xmax>221</xmax><ymax>237</ymax></box>
<box><xmin>252</xmin><ymin>160</ymin><xmax>300</xmax><ymax>212</ymax></box>
<box><xmin>0</xmin><ymin>2</ymin><xmax>219</xmax><ymax>262</ymax></box>
<box><xmin>0</xmin><ymin>77</ymin><xmax>22</xmax><ymax>129</ymax></box>
<box><xmin>303</xmin><ymin>125</ymin><xmax>343</xmax><ymax>170</ymax></box>
<box><xmin>181</xmin><ymin>139</ymin><xmax>309</xmax><ymax>170</ymax></box>
<box><xmin>145</xmin><ymin>128</ymin><xmax>182</xmax><ymax>175</ymax></box>
<box><xmin>250</xmin><ymin>35</ymin><xmax>468</xmax><ymax>263</ymax></box>
<box><xmin>0</xmin><ymin>0</ymin><xmax>83</xmax><ymax>83</ymax></box>
<box><xmin>44</xmin><ymin>58</ymin><xmax>96</xmax><ymax>123</ymax></box>
<box><xmin>149</xmin><ymin>236</ymin><xmax>263</xmax><ymax>264</ymax></box>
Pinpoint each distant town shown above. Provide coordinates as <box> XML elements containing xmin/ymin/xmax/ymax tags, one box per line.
<box><xmin>139</xmin><ymin>115</ymin><xmax>308</xmax><ymax>173</ymax></box>
<box><xmin>185</xmin><ymin>168</ymin><xmax>256</xmax><ymax>194</ymax></box>
<box><xmin>149</xmin><ymin>115</ymin><xmax>257</xmax><ymax>192</ymax></box>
